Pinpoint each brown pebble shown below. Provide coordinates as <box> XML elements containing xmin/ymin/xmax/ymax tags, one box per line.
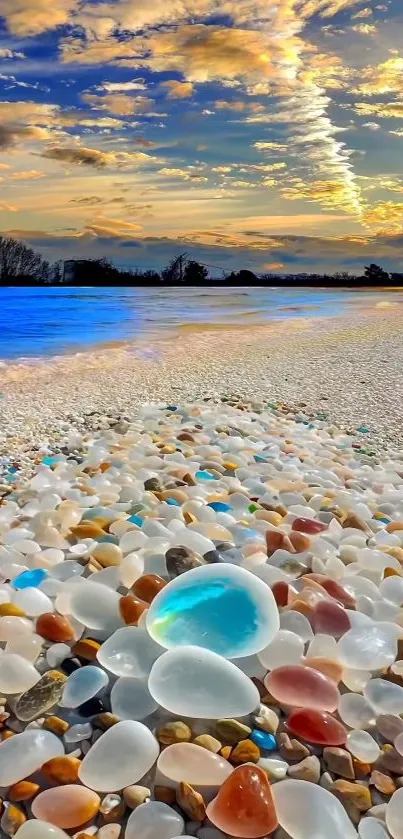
<box><xmin>0</xmin><ymin>731</ymin><xmax>15</xmax><ymax>741</ymax></box>
<box><xmin>131</xmin><ymin>573</ymin><xmax>167</xmax><ymax>603</ymax></box>
<box><xmin>72</xmin><ymin>638</ymin><xmax>101</xmax><ymax>661</ymax></box>
<box><xmin>36</xmin><ymin>613</ymin><xmax>74</xmax><ymax>643</ymax></box>
<box><xmin>0</xmin><ymin>604</ymin><xmax>26</xmax><ymax>618</ymax></box>
<box><xmin>324</xmin><ymin>747</ymin><xmax>355</xmax><ymax>780</ymax></box>
<box><xmin>331</xmin><ymin>780</ymin><xmax>372</xmax><ymax>824</ymax></box>
<box><xmin>220</xmin><ymin>745</ymin><xmax>232</xmax><ymax>760</ymax></box>
<box><xmin>157</xmin><ymin>721</ymin><xmax>192</xmax><ymax>745</ymax></box>
<box><xmin>7</xmin><ymin>781</ymin><xmax>40</xmax><ymax>802</ymax></box>
<box><xmin>71</xmin><ymin>522</ymin><xmax>106</xmax><ymax>539</ymax></box>
<box><xmin>342</xmin><ymin>513</ymin><xmax>370</xmax><ymax>532</ymax></box>
<box><xmin>100</xmin><ymin>803</ymin><xmax>126</xmax><ymax>824</ymax></box>
<box><xmin>353</xmin><ymin>759</ymin><xmax>372</xmax><ymax>779</ymax></box>
<box><xmin>288</xmin><ymin>755</ymin><xmax>320</xmax><ymax>783</ymax></box>
<box><xmin>119</xmin><ymin>595</ymin><xmax>148</xmax><ymax>626</ymax></box>
<box><xmin>94</xmin><ymin>713</ymin><xmax>120</xmax><ymax>731</ymax></box>
<box><xmin>43</xmin><ymin>716</ymin><xmax>70</xmax><ymax>736</ymax></box>
<box><xmin>289</xmin><ymin>531</ymin><xmax>311</xmax><ymax>553</ymax></box>
<box><xmin>370</xmin><ymin>769</ymin><xmax>397</xmax><ymax>795</ymax></box>
<box><xmin>1</xmin><ymin>803</ymin><xmax>26</xmax><ymax>836</ymax></box>
<box><xmin>193</xmin><ymin>734</ymin><xmax>222</xmax><ymax>753</ymax></box>
<box><xmin>123</xmin><ymin>786</ymin><xmax>150</xmax><ymax>810</ymax></box>
<box><xmin>42</xmin><ymin>755</ymin><xmax>81</xmax><ymax>784</ymax></box>
<box><xmin>278</xmin><ymin>732</ymin><xmax>310</xmax><ymax>762</ymax></box>
<box><xmin>154</xmin><ymin>787</ymin><xmax>176</xmax><ymax>805</ymax></box>
<box><xmin>215</xmin><ymin>719</ymin><xmax>252</xmax><ymax>745</ymax></box>
<box><xmin>230</xmin><ymin>738</ymin><xmax>260</xmax><ymax>765</ymax></box>
<box><xmin>266</xmin><ymin>530</ymin><xmax>295</xmax><ymax>557</ymax></box>
<box><xmin>177</xmin><ymin>782</ymin><xmax>206</xmax><ymax>821</ymax></box>
<box><xmin>377</xmin><ymin>746</ymin><xmax>403</xmax><ymax>775</ymax></box>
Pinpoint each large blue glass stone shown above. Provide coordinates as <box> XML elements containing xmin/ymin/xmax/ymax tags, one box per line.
<box><xmin>146</xmin><ymin>563</ymin><xmax>279</xmax><ymax>659</ymax></box>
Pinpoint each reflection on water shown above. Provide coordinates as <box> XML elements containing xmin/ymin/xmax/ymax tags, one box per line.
<box><xmin>0</xmin><ymin>285</ymin><xmax>402</xmax><ymax>360</ymax></box>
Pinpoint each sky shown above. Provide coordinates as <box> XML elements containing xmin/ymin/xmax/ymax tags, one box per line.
<box><xmin>0</xmin><ymin>0</ymin><xmax>403</xmax><ymax>274</ymax></box>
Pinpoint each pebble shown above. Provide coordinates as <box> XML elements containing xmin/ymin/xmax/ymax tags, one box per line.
<box><xmin>1</xmin><ymin>396</ymin><xmax>403</xmax><ymax>838</ymax></box>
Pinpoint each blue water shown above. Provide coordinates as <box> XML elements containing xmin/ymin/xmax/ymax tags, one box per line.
<box><xmin>0</xmin><ymin>286</ymin><xmax>402</xmax><ymax>360</ymax></box>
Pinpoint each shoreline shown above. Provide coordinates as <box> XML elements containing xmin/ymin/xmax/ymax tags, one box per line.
<box><xmin>0</xmin><ymin>307</ymin><xmax>402</xmax><ymax>481</ymax></box>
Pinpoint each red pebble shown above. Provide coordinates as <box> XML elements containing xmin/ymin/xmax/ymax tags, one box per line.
<box><xmin>271</xmin><ymin>581</ymin><xmax>289</xmax><ymax>608</ymax></box>
<box><xmin>304</xmin><ymin>574</ymin><xmax>356</xmax><ymax>609</ymax></box>
<box><xmin>287</xmin><ymin>708</ymin><xmax>347</xmax><ymax>746</ymax></box>
<box><xmin>291</xmin><ymin>517</ymin><xmax>328</xmax><ymax>534</ymax></box>
<box><xmin>311</xmin><ymin>600</ymin><xmax>351</xmax><ymax>639</ymax></box>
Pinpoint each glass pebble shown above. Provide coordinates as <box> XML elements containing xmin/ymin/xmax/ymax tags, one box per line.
<box><xmin>125</xmin><ymin>801</ymin><xmax>184</xmax><ymax>839</ymax></box>
<box><xmin>61</xmin><ymin>665</ymin><xmax>109</xmax><ymax>708</ymax></box>
<box><xmin>273</xmin><ymin>779</ymin><xmax>358</xmax><ymax>839</ymax></box>
<box><xmin>364</xmin><ymin>679</ymin><xmax>403</xmax><ymax>715</ymax></box>
<box><xmin>97</xmin><ymin>627</ymin><xmax>162</xmax><ymax>678</ymax></box>
<box><xmin>257</xmin><ymin>630</ymin><xmax>304</xmax><ymax>670</ymax></box>
<box><xmin>0</xmin><ymin>729</ymin><xmax>64</xmax><ymax>786</ymax></box>
<box><xmin>111</xmin><ymin>676</ymin><xmax>158</xmax><ymax>720</ymax></box>
<box><xmin>79</xmin><ymin>720</ymin><xmax>159</xmax><ymax>792</ymax></box>
<box><xmin>346</xmin><ymin>730</ymin><xmax>381</xmax><ymax>762</ymax></box>
<box><xmin>12</xmin><ymin>569</ymin><xmax>48</xmax><ymax>590</ymax></box>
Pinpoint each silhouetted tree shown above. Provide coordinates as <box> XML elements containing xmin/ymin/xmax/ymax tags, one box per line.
<box><xmin>364</xmin><ymin>263</ymin><xmax>390</xmax><ymax>283</ymax></box>
<box><xmin>161</xmin><ymin>258</ymin><xmax>181</xmax><ymax>283</ymax></box>
<box><xmin>183</xmin><ymin>260</ymin><xmax>209</xmax><ymax>283</ymax></box>
<box><xmin>226</xmin><ymin>269</ymin><xmax>259</xmax><ymax>284</ymax></box>
<box><xmin>0</xmin><ymin>235</ymin><xmax>50</xmax><ymax>284</ymax></box>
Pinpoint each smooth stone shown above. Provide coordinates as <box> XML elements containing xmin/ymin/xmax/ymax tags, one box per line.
<box><xmin>206</xmin><ymin>764</ymin><xmax>278</xmax><ymax>838</ymax></box>
<box><xmin>111</xmin><ymin>677</ymin><xmax>158</xmax><ymax>720</ymax></box>
<box><xmin>364</xmin><ymin>679</ymin><xmax>403</xmax><ymax>715</ymax></box>
<box><xmin>79</xmin><ymin>720</ymin><xmax>159</xmax><ymax>792</ymax></box>
<box><xmin>119</xmin><ymin>595</ymin><xmax>148</xmax><ymax>626</ymax></box>
<box><xmin>312</xmin><ymin>601</ymin><xmax>351</xmax><ymax>639</ymax></box>
<box><xmin>287</xmin><ymin>709</ymin><xmax>347</xmax><ymax>745</ymax></box>
<box><xmin>257</xmin><ymin>630</ymin><xmax>304</xmax><ymax>670</ymax></box>
<box><xmin>386</xmin><ymin>788</ymin><xmax>403</xmax><ymax>839</ymax></box>
<box><xmin>0</xmin><ymin>729</ymin><xmax>64</xmax><ymax>786</ymax></box>
<box><xmin>157</xmin><ymin>743</ymin><xmax>232</xmax><ymax>789</ymax></box>
<box><xmin>0</xmin><ymin>653</ymin><xmax>40</xmax><ymax>694</ymax></box>
<box><xmin>394</xmin><ymin>732</ymin><xmax>403</xmax><ymax>756</ymax></box>
<box><xmin>339</xmin><ymin>694</ymin><xmax>376</xmax><ymax>730</ymax></box>
<box><xmin>61</xmin><ymin>665</ymin><xmax>109</xmax><ymax>708</ymax></box>
<box><xmin>132</xmin><ymin>574</ymin><xmax>167</xmax><ymax>604</ymax></box>
<box><xmin>0</xmin><ymin>616</ymin><xmax>33</xmax><ymax>641</ymax></box>
<box><xmin>287</xmin><ymin>755</ymin><xmax>321</xmax><ymax>783</ymax></box>
<box><xmin>15</xmin><ymin>823</ymin><xmax>70</xmax><ymax>839</ymax></box>
<box><xmin>125</xmin><ymin>801</ymin><xmax>184</xmax><ymax>839</ymax></box>
<box><xmin>279</xmin><ymin>611</ymin><xmax>313</xmax><ymax>642</ymax></box>
<box><xmin>273</xmin><ymin>779</ymin><xmax>358</xmax><ymax>839</ymax></box>
<box><xmin>5</xmin><ymin>633</ymin><xmax>43</xmax><ymax>662</ymax></box>
<box><xmin>13</xmin><ymin>587</ymin><xmax>53</xmax><ymax>617</ymax></box>
<box><xmin>265</xmin><ymin>665</ymin><xmax>339</xmax><ymax>712</ymax></box>
<box><xmin>36</xmin><ymin>613</ymin><xmax>75</xmax><ymax>643</ymax></box>
<box><xmin>47</xmin><ymin>643</ymin><xmax>72</xmax><ymax>667</ymax></box>
<box><xmin>146</xmin><ymin>563</ymin><xmax>279</xmax><ymax>658</ymax></box>
<box><xmin>346</xmin><ymin>731</ymin><xmax>380</xmax><ymax>763</ymax></box>
<box><xmin>338</xmin><ymin>626</ymin><xmax>397</xmax><ymax>670</ymax></box>
<box><xmin>15</xmin><ymin>669</ymin><xmax>67</xmax><ymax>721</ymax></box>
<box><xmin>258</xmin><ymin>757</ymin><xmax>288</xmax><ymax>781</ymax></box>
<box><xmin>32</xmin><ymin>785</ymin><xmax>100</xmax><ymax>829</ymax></box>
<box><xmin>69</xmin><ymin>580</ymin><xmax>122</xmax><ymax>632</ymax></box>
<box><xmin>358</xmin><ymin>819</ymin><xmax>390</xmax><ymax>839</ymax></box>
<box><xmin>377</xmin><ymin>714</ymin><xmax>403</xmax><ymax>741</ymax></box>
<box><xmin>148</xmin><ymin>646</ymin><xmax>260</xmax><ymax>718</ymax></box>
<box><xmin>11</xmin><ymin>569</ymin><xmax>48</xmax><ymax>589</ymax></box>
<box><xmin>97</xmin><ymin>627</ymin><xmax>162</xmax><ymax>678</ymax></box>
<box><xmin>157</xmin><ymin>721</ymin><xmax>193</xmax><ymax>745</ymax></box>
<box><xmin>165</xmin><ymin>546</ymin><xmax>205</xmax><ymax>577</ymax></box>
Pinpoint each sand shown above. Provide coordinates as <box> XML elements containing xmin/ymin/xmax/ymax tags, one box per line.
<box><xmin>0</xmin><ymin>307</ymin><xmax>402</xmax><ymax>476</ymax></box>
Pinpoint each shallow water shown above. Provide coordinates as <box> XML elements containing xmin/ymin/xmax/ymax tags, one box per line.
<box><xmin>0</xmin><ymin>285</ymin><xmax>402</xmax><ymax>360</ymax></box>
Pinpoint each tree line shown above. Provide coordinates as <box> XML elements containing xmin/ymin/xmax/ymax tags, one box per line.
<box><xmin>0</xmin><ymin>234</ymin><xmax>402</xmax><ymax>286</ymax></box>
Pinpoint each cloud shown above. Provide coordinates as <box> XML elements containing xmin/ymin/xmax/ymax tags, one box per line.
<box><xmin>84</xmin><ymin>217</ymin><xmax>144</xmax><ymax>238</ymax></box>
<box><xmin>362</xmin><ymin>122</ymin><xmax>381</xmax><ymax>130</ymax></box>
<box><xmin>363</xmin><ymin>201</ymin><xmax>403</xmax><ymax>231</ymax></box>
<box><xmin>1</xmin><ymin>0</ymin><xmax>78</xmax><ymax>36</ymax></box>
<box><xmin>39</xmin><ymin>145</ymin><xmax>158</xmax><ymax>168</ymax></box>
<box><xmin>351</xmin><ymin>6</ymin><xmax>373</xmax><ymax>17</ymax></box>
<box><xmin>0</xmin><ymin>202</ymin><xmax>18</xmax><ymax>211</ymax></box>
<box><xmin>353</xmin><ymin>102</ymin><xmax>403</xmax><ymax>118</ymax></box>
<box><xmin>253</xmin><ymin>141</ymin><xmax>288</xmax><ymax>152</ymax></box>
<box><xmin>81</xmin><ymin>92</ymin><xmax>155</xmax><ymax>116</ymax></box>
<box><xmin>0</xmin><ymin>124</ymin><xmax>53</xmax><ymax>150</ymax></box>
<box><xmin>0</xmin><ymin>48</ymin><xmax>25</xmax><ymax>59</ymax></box>
<box><xmin>354</xmin><ymin>57</ymin><xmax>403</xmax><ymax>97</ymax></box>
<box><xmin>351</xmin><ymin>23</ymin><xmax>377</xmax><ymax>34</ymax></box>
<box><xmin>162</xmin><ymin>80</ymin><xmax>194</xmax><ymax>99</ymax></box>
<box><xmin>10</xmin><ymin>170</ymin><xmax>46</xmax><ymax>180</ymax></box>
<box><xmin>282</xmin><ymin>177</ymin><xmax>361</xmax><ymax>211</ymax></box>
<box><xmin>96</xmin><ymin>79</ymin><xmax>147</xmax><ymax>93</ymax></box>
<box><xmin>135</xmin><ymin>137</ymin><xmax>157</xmax><ymax>147</ymax></box>
<box><xmin>158</xmin><ymin>167</ymin><xmax>208</xmax><ymax>181</ymax></box>
<box><xmin>214</xmin><ymin>99</ymin><xmax>264</xmax><ymax>113</ymax></box>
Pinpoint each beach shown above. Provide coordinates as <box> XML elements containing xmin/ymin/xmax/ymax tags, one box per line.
<box><xmin>0</xmin><ymin>304</ymin><xmax>402</xmax><ymax>481</ymax></box>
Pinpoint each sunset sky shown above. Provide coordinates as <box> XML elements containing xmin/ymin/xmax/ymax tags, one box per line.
<box><xmin>1</xmin><ymin>0</ymin><xmax>403</xmax><ymax>274</ymax></box>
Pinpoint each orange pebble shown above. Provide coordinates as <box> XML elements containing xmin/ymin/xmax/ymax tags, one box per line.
<box><xmin>131</xmin><ymin>573</ymin><xmax>167</xmax><ymax>603</ymax></box>
<box><xmin>42</xmin><ymin>756</ymin><xmax>81</xmax><ymax>784</ymax></box>
<box><xmin>119</xmin><ymin>595</ymin><xmax>148</xmax><ymax>625</ymax></box>
<box><xmin>8</xmin><ymin>781</ymin><xmax>40</xmax><ymax>802</ymax></box>
<box><xmin>36</xmin><ymin>613</ymin><xmax>74</xmax><ymax>643</ymax></box>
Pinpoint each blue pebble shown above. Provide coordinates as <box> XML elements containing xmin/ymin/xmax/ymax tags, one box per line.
<box><xmin>96</xmin><ymin>535</ymin><xmax>119</xmax><ymax>544</ymax></box>
<box><xmin>254</xmin><ymin>454</ymin><xmax>268</xmax><ymax>463</ymax></box>
<box><xmin>196</xmin><ymin>470</ymin><xmax>218</xmax><ymax>481</ymax></box>
<box><xmin>208</xmin><ymin>501</ymin><xmax>232</xmax><ymax>512</ymax></box>
<box><xmin>250</xmin><ymin>730</ymin><xmax>277</xmax><ymax>751</ymax></box>
<box><xmin>12</xmin><ymin>568</ymin><xmax>49</xmax><ymax>590</ymax></box>
<box><xmin>166</xmin><ymin>498</ymin><xmax>180</xmax><ymax>506</ymax></box>
<box><xmin>128</xmin><ymin>514</ymin><xmax>144</xmax><ymax>526</ymax></box>
<box><xmin>42</xmin><ymin>455</ymin><xmax>62</xmax><ymax>466</ymax></box>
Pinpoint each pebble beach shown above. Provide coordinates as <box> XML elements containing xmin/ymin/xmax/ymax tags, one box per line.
<box><xmin>0</xmin><ymin>302</ymin><xmax>403</xmax><ymax>839</ymax></box>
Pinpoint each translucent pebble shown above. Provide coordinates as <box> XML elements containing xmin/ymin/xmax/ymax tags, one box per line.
<box><xmin>386</xmin><ymin>788</ymin><xmax>403</xmax><ymax>839</ymax></box>
<box><xmin>15</xmin><ymin>822</ymin><xmax>71</xmax><ymax>839</ymax></box>
<box><xmin>394</xmin><ymin>732</ymin><xmax>403</xmax><ymax>756</ymax></box>
<box><xmin>64</xmin><ymin>723</ymin><xmax>92</xmax><ymax>743</ymax></box>
<box><xmin>273</xmin><ymin>779</ymin><xmax>358</xmax><ymax>839</ymax></box>
<box><xmin>257</xmin><ymin>630</ymin><xmax>304</xmax><ymax>670</ymax></box>
<box><xmin>125</xmin><ymin>801</ymin><xmax>184</xmax><ymax>839</ymax></box>
<box><xmin>6</xmin><ymin>633</ymin><xmax>43</xmax><ymax>662</ymax></box>
<box><xmin>265</xmin><ymin>665</ymin><xmax>340</xmax><ymax>712</ymax></box>
<box><xmin>338</xmin><ymin>693</ymin><xmax>376</xmax><ymax>730</ymax></box>
<box><xmin>69</xmin><ymin>580</ymin><xmax>122</xmax><ymax>632</ymax></box>
<box><xmin>119</xmin><ymin>553</ymin><xmax>144</xmax><ymax>588</ymax></box>
<box><xmin>79</xmin><ymin>720</ymin><xmax>159</xmax><ymax>792</ymax></box>
<box><xmin>146</xmin><ymin>563</ymin><xmax>279</xmax><ymax>658</ymax></box>
<box><xmin>279</xmin><ymin>611</ymin><xmax>313</xmax><ymax>642</ymax></box>
<box><xmin>0</xmin><ymin>653</ymin><xmax>40</xmax><ymax>693</ymax></box>
<box><xmin>97</xmin><ymin>627</ymin><xmax>162</xmax><ymax>677</ymax></box>
<box><xmin>157</xmin><ymin>742</ymin><xmax>233</xmax><ymax>788</ymax></box>
<box><xmin>342</xmin><ymin>669</ymin><xmax>371</xmax><ymax>693</ymax></box>
<box><xmin>358</xmin><ymin>818</ymin><xmax>390</xmax><ymax>839</ymax></box>
<box><xmin>61</xmin><ymin>665</ymin><xmax>109</xmax><ymax>708</ymax></box>
<box><xmin>0</xmin><ymin>729</ymin><xmax>64</xmax><ymax>786</ymax></box>
<box><xmin>32</xmin><ymin>785</ymin><xmax>101</xmax><ymax>829</ymax></box>
<box><xmin>377</xmin><ymin>714</ymin><xmax>403</xmax><ymax>741</ymax></box>
<box><xmin>337</xmin><ymin>625</ymin><xmax>397</xmax><ymax>670</ymax></box>
<box><xmin>346</xmin><ymin>730</ymin><xmax>380</xmax><ymax>762</ymax></box>
<box><xmin>50</xmin><ymin>561</ymin><xmax>85</xmax><ymax>581</ymax></box>
<box><xmin>306</xmin><ymin>634</ymin><xmax>339</xmax><ymax>661</ymax></box>
<box><xmin>119</xmin><ymin>530</ymin><xmax>148</xmax><ymax>553</ymax></box>
<box><xmin>364</xmin><ymin>679</ymin><xmax>403</xmax><ymax>714</ymax></box>
<box><xmin>111</xmin><ymin>677</ymin><xmax>158</xmax><ymax>720</ymax></box>
<box><xmin>148</xmin><ymin>645</ymin><xmax>260</xmax><ymax>718</ymax></box>
<box><xmin>0</xmin><ymin>616</ymin><xmax>33</xmax><ymax>641</ymax></box>
<box><xmin>13</xmin><ymin>587</ymin><xmax>53</xmax><ymax>616</ymax></box>
<box><xmin>380</xmin><ymin>577</ymin><xmax>403</xmax><ymax>605</ymax></box>
<box><xmin>46</xmin><ymin>643</ymin><xmax>71</xmax><ymax>667</ymax></box>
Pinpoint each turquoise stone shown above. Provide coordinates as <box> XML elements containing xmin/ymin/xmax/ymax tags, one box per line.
<box><xmin>250</xmin><ymin>730</ymin><xmax>277</xmax><ymax>751</ymax></box>
<box><xmin>208</xmin><ymin>502</ymin><xmax>232</xmax><ymax>512</ymax></box>
<box><xmin>12</xmin><ymin>569</ymin><xmax>49</xmax><ymax>590</ymax></box>
<box><xmin>166</xmin><ymin>498</ymin><xmax>180</xmax><ymax>506</ymax></box>
<box><xmin>42</xmin><ymin>456</ymin><xmax>62</xmax><ymax>466</ymax></box>
<box><xmin>195</xmin><ymin>470</ymin><xmax>218</xmax><ymax>481</ymax></box>
<box><xmin>146</xmin><ymin>563</ymin><xmax>279</xmax><ymax>659</ymax></box>
<box><xmin>128</xmin><ymin>515</ymin><xmax>143</xmax><ymax>526</ymax></box>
